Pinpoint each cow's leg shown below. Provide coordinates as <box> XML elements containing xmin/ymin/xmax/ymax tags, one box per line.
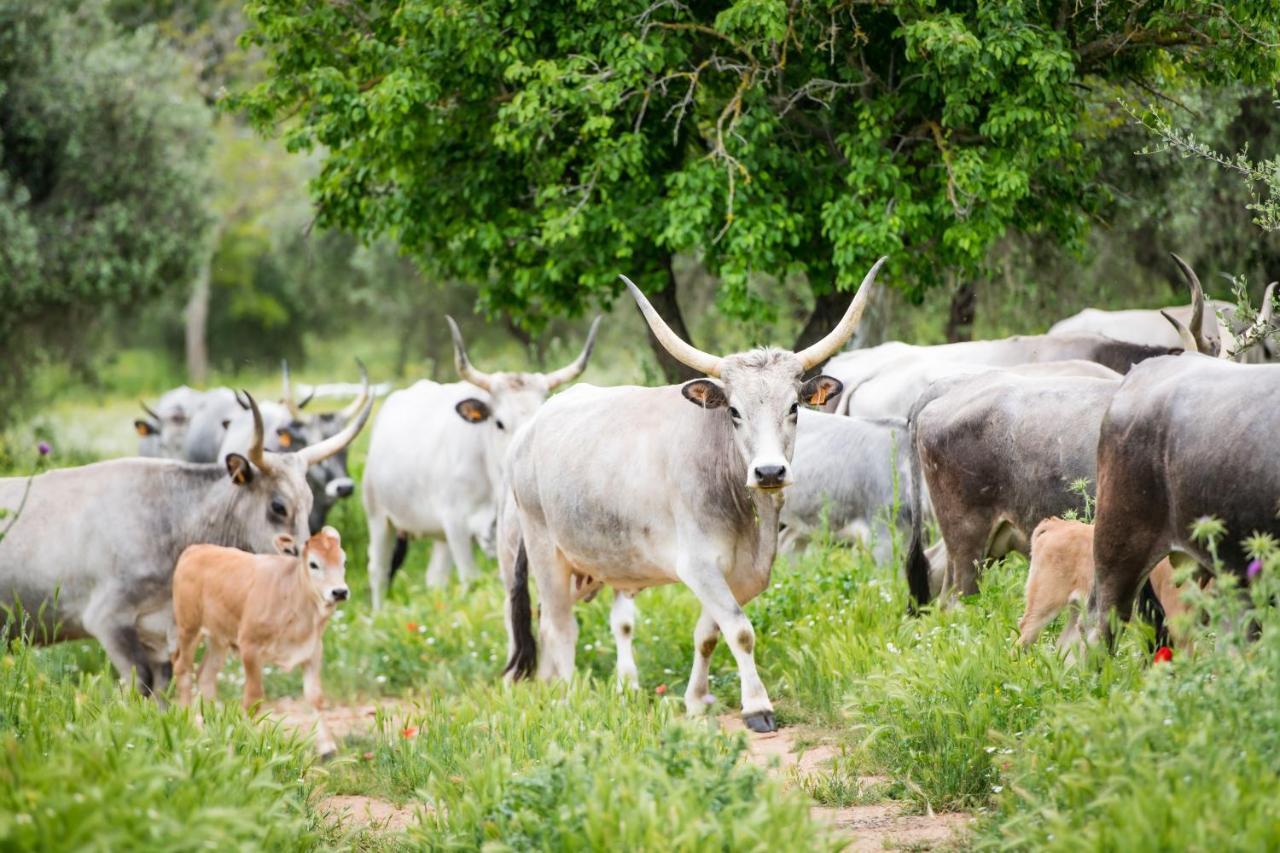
<box><xmin>303</xmin><ymin>641</ymin><xmax>336</xmax><ymax>757</ymax></box>
<box><xmin>676</xmin><ymin>558</ymin><xmax>774</xmax><ymax>732</ymax></box>
<box><xmin>1089</xmin><ymin>517</ymin><xmax>1163</xmax><ymax>651</ymax></box>
<box><xmin>425</xmin><ymin>538</ymin><xmax>454</xmax><ymax>589</ymax></box>
<box><xmin>366</xmin><ymin>512</ymin><xmax>396</xmax><ymax>611</ymax></box>
<box><xmin>442</xmin><ymin>515</ymin><xmax>481</xmax><ymax>588</ymax></box>
<box><xmin>525</xmin><ymin>537</ymin><xmax>576</xmax><ymax>681</ymax></box>
<box><xmin>80</xmin><ymin>590</ymin><xmax>155</xmax><ymax>694</ymax></box>
<box><xmin>940</xmin><ymin>518</ymin><xmax>989</xmax><ymax>601</ymax></box>
<box><xmin>683</xmin><ymin>607</ymin><xmax>720</xmax><ymax>715</ymax></box>
<box><xmin>240</xmin><ymin>645</ymin><xmax>265</xmax><ymax>712</ymax></box>
<box><xmin>197</xmin><ymin>640</ymin><xmax>228</xmax><ymax>703</ymax></box>
<box><xmin>610</xmin><ymin>591</ymin><xmax>639</xmax><ymax>690</ymax></box>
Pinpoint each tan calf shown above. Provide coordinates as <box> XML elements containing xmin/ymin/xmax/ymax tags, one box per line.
<box><xmin>1019</xmin><ymin>518</ymin><xmax>1191</xmax><ymax>650</ymax></box>
<box><xmin>171</xmin><ymin>527</ymin><xmax>348</xmax><ymax>755</ymax></box>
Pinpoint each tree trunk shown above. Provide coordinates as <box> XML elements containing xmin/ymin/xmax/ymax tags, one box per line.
<box><xmin>638</xmin><ymin>257</ymin><xmax>702</xmax><ymax>384</ymax></box>
<box><xmin>793</xmin><ymin>289</ymin><xmax>852</xmax><ymax>369</ymax></box>
<box><xmin>945</xmin><ymin>274</ymin><xmax>976</xmax><ymax>343</ymax></box>
<box><xmin>184</xmin><ymin>249</ymin><xmax>213</xmax><ymax>386</ymax></box>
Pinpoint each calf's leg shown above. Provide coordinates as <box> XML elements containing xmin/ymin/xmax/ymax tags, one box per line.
<box><xmin>197</xmin><ymin>640</ymin><xmax>228</xmax><ymax>703</ymax></box>
<box><xmin>240</xmin><ymin>645</ymin><xmax>266</xmax><ymax>712</ymax></box>
<box><xmin>172</xmin><ymin>625</ymin><xmax>201</xmax><ymax>707</ymax></box>
<box><xmin>303</xmin><ymin>641</ymin><xmax>336</xmax><ymax>757</ymax></box>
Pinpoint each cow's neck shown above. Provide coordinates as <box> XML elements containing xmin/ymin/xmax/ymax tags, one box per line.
<box><xmin>702</xmin><ymin>415</ymin><xmax>783</xmax><ymax>589</ymax></box>
<box><xmin>167</xmin><ymin>465</ymin><xmax>260</xmax><ymax>554</ymax></box>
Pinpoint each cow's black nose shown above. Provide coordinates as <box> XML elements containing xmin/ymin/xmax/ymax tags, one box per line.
<box><xmin>335</xmin><ymin>482</ymin><xmax>354</xmax><ymax>497</ymax></box>
<box><xmin>332</xmin><ymin>588</ymin><xmax>349</xmax><ymax>601</ymax></box>
<box><xmin>754</xmin><ymin>465</ymin><xmax>787</xmax><ymax>487</ymax></box>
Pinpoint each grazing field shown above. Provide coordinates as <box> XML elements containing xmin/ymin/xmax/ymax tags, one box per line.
<box><xmin>3</xmin><ymin>402</ymin><xmax>1280</xmax><ymax>852</ymax></box>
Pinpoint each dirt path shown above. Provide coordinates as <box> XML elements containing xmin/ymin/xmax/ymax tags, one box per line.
<box><xmin>718</xmin><ymin>716</ymin><xmax>972</xmax><ymax>851</ymax></box>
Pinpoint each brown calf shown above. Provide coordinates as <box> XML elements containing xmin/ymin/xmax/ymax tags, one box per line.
<box><xmin>1019</xmin><ymin>518</ymin><xmax>1191</xmax><ymax>650</ymax></box>
<box><xmin>171</xmin><ymin>526</ymin><xmax>348</xmax><ymax>755</ymax></box>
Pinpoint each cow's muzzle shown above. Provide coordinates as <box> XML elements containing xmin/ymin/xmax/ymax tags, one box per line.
<box><xmin>750</xmin><ymin>463</ymin><xmax>790</xmax><ymax>490</ymax></box>
<box><xmin>325</xmin><ymin>477</ymin><xmax>356</xmax><ymax>499</ymax></box>
<box><xmin>330</xmin><ymin>587</ymin><xmax>350</xmax><ymax>602</ymax></box>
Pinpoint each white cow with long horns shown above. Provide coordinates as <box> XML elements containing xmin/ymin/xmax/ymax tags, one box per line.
<box><xmin>362</xmin><ymin>317</ymin><xmax>601</xmax><ymax>609</ymax></box>
<box><xmin>501</xmin><ymin>258</ymin><xmax>887</xmax><ymax>733</ymax></box>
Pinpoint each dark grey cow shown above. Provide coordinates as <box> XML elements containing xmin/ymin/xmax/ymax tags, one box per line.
<box><xmin>904</xmin><ymin>368</ymin><xmax>1122</xmax><ymax>607</ymax></box>
<box><xmin>1087</xmin><ymin>353</ymin><xmax>1280</xmax><ymax>648</ymax></box>
<box><xmin>0</xmin><ymin>392</ymin><xmax>373</xmax><ymax>695</ymax></box>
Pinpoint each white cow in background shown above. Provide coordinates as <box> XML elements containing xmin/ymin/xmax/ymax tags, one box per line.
<box><xmin>362</xmin><ymin>317</ymin><xmax>600</xmax><ymax>610</ymax></box>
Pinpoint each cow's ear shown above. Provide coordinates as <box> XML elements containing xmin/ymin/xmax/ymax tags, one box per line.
<box><xmin>275</xmin><ymin>427</ymin><xmax>293</xmax><ymax>448</ymax></box>
<box><xmin>274</xmin><ymin>534</ymin><xmax>297</xmax><ymax>556</ymax></box>
<box><xmin>135</xmin><ymin>420</ymin><xmax>158</xmax><ymax>437</ymax></box>
<box><xmin>681</xmin><ymin>379</ymin><xmax>728</xmax><ymax>409</ymax></box>
<box><xmin>455</xmin><ymin>398</ymin><xmax>492</xmax><ymax>423</ymax></box>
<box><xmin>321</xmin><ymin>525</ymin><xmax>341</xmax><ymax>544</ymax></box>
<box><xmin>800</xmin><ymin>375</ymin><xmax>843</xmax><ymax>408</ymax></box>
<box><xmin>225</xmin><ymin>453</ymin><xmax>254</xmax><ymax>486</ymax></box>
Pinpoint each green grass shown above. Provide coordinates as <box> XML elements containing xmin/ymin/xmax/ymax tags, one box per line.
<box><xmin>5</xmin><ymin>410</ymin><xmax>1280</xmax><ymax>851</ymax></box>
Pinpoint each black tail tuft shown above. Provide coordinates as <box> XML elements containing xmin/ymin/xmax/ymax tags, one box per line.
<box><xmin>502</xmin><ymin>541</ymin><xmax>537</xmax><ymax>681</ymax></box>
<box><xmin>904</xmin><ymin>406</ymin><xmax>932</xmax><ymax>613</ymax></box>
<box><xmin>388</xmin><ymin>533</ymin><xmax>409</xmax><ymax>583</ymax></box>
<box><xmin>1136</xmin><ymin>577</ymin><xmax>1169</xmax><ymax>651</ymax></box>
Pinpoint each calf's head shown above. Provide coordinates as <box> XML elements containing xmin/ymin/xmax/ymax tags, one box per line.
<box><xmin>621</xmin><ymin>257</ymin><xmax>884</xmax><ymax>491</ymax></box>
<box><xmin>277</xmin><ymin>526</ymin><xmax>349</xmax><ymax>606</ymax></box>
<box><xmin>446</xmin><ymin>316</ymin><xmax>601</xmax><ymax>488</ymax></box>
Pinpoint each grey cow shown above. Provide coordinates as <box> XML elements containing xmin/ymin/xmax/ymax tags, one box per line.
<box><xmin>1088</xmin><ymin>350</ymin><xmax>1280</xmax><ymax>649</ymax></box>
<box><xmin>0</xmin><ymin>391</ymin><xmax>372</xmax><ymax>695</ymax></box>
<box><xmin>502</xmin><ymin>258</ymin><xmax>885</xmax><ymax>733</ymax></box>
<box><xmin>903</xmin><ymin>366</ymin><xmax>1124</xmax><ymax>607</ymax></box>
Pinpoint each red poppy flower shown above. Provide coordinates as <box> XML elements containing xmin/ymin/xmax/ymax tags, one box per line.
<box><xmin>406</xmin><ymin>622</ymin><xmax>418</xmax><ymax>633</ymax></box>
<box><xmin>1154</xmin><ymin>646</ymin><xmax>1174</xmax><ymax>664</ymax></box>
<box><xmin>655</xmin><ymin>684</ymin><xmax>667</xmax><ymax>695</ymax></box>
<box><xmin>401</xmin><ymin>725</ymin><xmax>419</xmax><ymax>738</ymax></box>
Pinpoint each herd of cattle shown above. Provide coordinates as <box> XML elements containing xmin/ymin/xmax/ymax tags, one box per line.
<box><xmin>1</xmin><ymin>254</ymin><xmax>1277</xmax><ymax>737</ymax></box>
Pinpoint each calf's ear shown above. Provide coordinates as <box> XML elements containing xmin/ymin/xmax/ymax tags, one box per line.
<box><xmin>321</xmin><ymin>525</ymin><xmax>341</xmax><ymax>543</ymax></box>
<box><xmin>800</xmin><ymin>375</ymin><xmax>843</xmax><ymax>408</ymax></box>
<box><xmin>135</xmin><ymin>419</ymin><xmax>158</xmax><ymax>437</ymax></box>
<box><xmin>681</xmin><ymin>379</ymin><xmax>728</xmax><ymax>409</ymax></box>
<box><xmin>225</xmin><ymin>453</ymin><xmax>254</xmax><ymax>486</ymax></box>
<box><xmin>274</xmin><ymin>534</ymin><xmax>298</xmax><ymax>556</ymax></box>
<box><xmin>455</xmin><ymin>398</ymin><xmax>492</xmax><ymax>423</ymax></box>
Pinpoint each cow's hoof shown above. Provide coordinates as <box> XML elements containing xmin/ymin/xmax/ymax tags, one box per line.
<box><xmin>742</xmin><ymin>710</ymin><xmax>777</xmax><ymax>733</ymax></box>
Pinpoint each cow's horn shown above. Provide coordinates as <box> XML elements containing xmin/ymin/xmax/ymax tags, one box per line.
<box><xmin>242</xmin><ymin>390</ymin><xmax>273</xmax><ymax>473</ymax></box>
<box><xmin>544</xmin><ymin>316</ymin><xmax>602</xmax><ymax>390</ymax></box>
<box><xmin>1261</xmin><ymin>281</ymin><xmax>1277</xmax><ymax>326</ymax></box>
<box><xmin>1171</xmin><ymin>253</ymin><xmax>1214</xmax><ymax>355</ymax></box>
<box><xmin>795</xmin><ymin>256</ymin><xmax>887</xmax><ymax>370</ymax></box>
<box><xmin>1161</xmin><ymin>310</ymin><xmax>1199</xmax><ymax>353</ymax></box>
<box><xmin>445</xmin><ymin>316</ymin><xmax>494</xmax><ymax>392</ymax></box>
<box><xmin>620</xmin><ymin>274</ymin><xmax>722</xmax><ymax>377</ymax></box>
<box><xmin>140</xmin><ymin>401</ymin><xmax>162</xmax><ymax>422</ymax></box>
<box><xmin>281</xmin><ymin>360</ymin><xmax>305</xmax><ymax>418</ymax></box>
<box><xmin>298</xmin><ymin>365</ymin><xmax>373</xmax><ymax>465</ymax></box>
<box><xmin>337</xmin><ymin>359</ymin><xmax>370</xmax><ymax>421</ymax></box>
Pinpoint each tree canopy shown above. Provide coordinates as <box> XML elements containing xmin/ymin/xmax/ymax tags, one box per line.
<box><xmin>246</xmin><ymin>2</ymin><xmax>1278</xmax><ymax>376</ymax></box>
<box><xmin>0</xmin><ymin>0</ymin><xmax>214</xmax><ymax>416</ymax></box>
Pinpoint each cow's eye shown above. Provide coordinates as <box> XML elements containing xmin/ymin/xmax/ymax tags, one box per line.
<box><xmin>270</xmin><ymin>497</ymin><xmax>287</xmax><ymax>517</ymax></box>
<box><xmin>728</xmin><ymin>407</ymin><xmax>741</xmax><ymax>420</ymax></box>
<box><xmin>495</xmin><ymin>419</ymin><xmax>505</xmax><ymax>431</ymax></box>
<box><xmin>789</xmin><ymin>402</ymin><xmax>799</xmax><ymax>416</ymax></box>
<box><xmin>309</xmin><ymin>560</ymin><xmax>320</xmax><ymax>570</ymax></box>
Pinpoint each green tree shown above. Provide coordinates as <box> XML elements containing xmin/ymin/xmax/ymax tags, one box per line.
<box><xmin>237</xmin><ymin>0</ymin><xmax>1280</xmax><ymax>379</ymax></box>
<box><xmin>0</xmin><ymin>0</ymin><xmax>214</xmax><ymax>423</ymax></box>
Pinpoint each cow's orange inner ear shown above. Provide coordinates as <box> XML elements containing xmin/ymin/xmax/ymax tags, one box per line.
<box><xmin>135</xmin><ymin>421</ymin><xmax>156</xmax><ymax>437</ymax></box>
<box><xmin>276</xmin><ymin>429</ymin><xmax>293</xmax><ymax>448</ymax></box>
<box><xmin>811</xmin><ymin>385</ymin><xmax>830</xmax><ymax>406</ymax></box>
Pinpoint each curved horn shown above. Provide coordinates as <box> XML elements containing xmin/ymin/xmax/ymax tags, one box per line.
<box><xmin>234</xmin><ymin>390</ymin><xmax>252</xmax><ymax>411</ymax></box>
<box><xmin>619</xmin><ymin>274</ymin><xmax>722</xmax><ymax>377</ymax></box>
<box><xmin>543</xmin><ymin>316</ymin><xmax>603</xmax><ymax>390</ymax></box>
<box><xmin>140</xmin><ymin>401</ymin><xmax>162</xmax><ymax>422</ymax></box>
<box><xmin>1161</xmin><ymin>310</ymin><xmax>1199</xmax><ymax>353</ymax></box>
<box><xmin>298</xmin><ymin>366</ymin><xmax>372</xmax><ymax>465</ymax></box>
<box><xmin>1171</xmin><ymin>253</ymin><xmax>1213</xmax><ymax>354</ymax></box>
<box><xmin>445</xmin><ymin>316</ymin><xmax>494</xmax><ymax>391</ymax></box>
<box><xmin>281</xmin><ymin>360</ymin><xmax>303</xmax><ymax>419</ymax></box>
<box><xmin>1262</xmin><ymin>281</ymin><xmax>1277</xmax><ymax>326</ymax></box>
<box><xmin>241</xmin><ymin>390</ymin><xmax>272</xmax><ymax>473</ymax></box>
<box><xmin>337</xmin><ymin>359</ymin><xmax>370</xmax><ymax>421</ymax></box>
<box><xmin>795</xmin><ymin>256</ymin><xmax>888</xmax><ymax>370</ymax></box>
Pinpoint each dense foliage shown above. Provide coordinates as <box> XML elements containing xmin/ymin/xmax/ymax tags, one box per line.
<box><xmin>0</xmin><ymin>0</ymin><xmax>214</xmax><ymax>421</ymax></box>
<box><xmin>236</xmin><ymin>0</ymin><xmax>1280</xmax><ymax>372</ymax></box>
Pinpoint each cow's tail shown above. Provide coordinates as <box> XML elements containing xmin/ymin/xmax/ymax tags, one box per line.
<box><xmin>904</xmin><ymin>411</ymin><xmax>932</xmax><ymax>611</ymax></box>
<box><xmin>388</xmin><ymin>532</ymin><xmax>409</xmax><ymax>582</ymax></box>
<box><xmin>502</xmin><ymin>540</ymin><xmax>537</xmax><ymax>681</ymax></box>
<box><xmin>1136</xmin><ymin>578</ymin><xmax>1169</xmax><ymax>651</ymax></box>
